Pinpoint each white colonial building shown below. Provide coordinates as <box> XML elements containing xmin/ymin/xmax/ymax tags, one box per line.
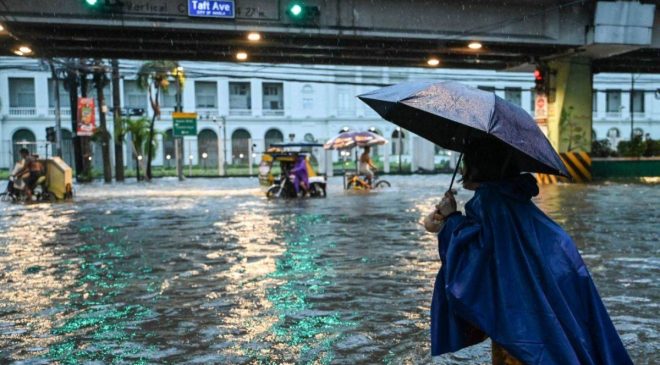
<box><xmin>0</xmin><ymin>57</ymin><xmax>658</xmax><ymax>172</ymax></box>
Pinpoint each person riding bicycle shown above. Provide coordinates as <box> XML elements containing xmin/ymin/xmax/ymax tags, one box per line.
<box><xmin>359</xmin><ymin>146</ymin><xmax>377</xmax><ymax>187</ymax></box>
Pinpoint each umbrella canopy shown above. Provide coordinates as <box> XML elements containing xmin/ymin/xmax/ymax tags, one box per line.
<box><xmin>323</xmin><ymin>131</ymin><xmax>388</xmax><ymax>150</ymax></box>
<box><xmin>358</xmin><ymin>81</ymin><xmax>568</xmax><ymax>177</ymax></box>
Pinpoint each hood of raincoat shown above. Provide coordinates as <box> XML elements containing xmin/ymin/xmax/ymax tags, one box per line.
<box><xmin>431</xmin><ymin>175</ymin><xmax>632</xmax><ymax>365</ymax></box>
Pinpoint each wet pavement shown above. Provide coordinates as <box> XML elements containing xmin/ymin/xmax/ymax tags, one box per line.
<box><xmin>0</xmin><ymin>175</ymin><xmax>657</xmax><ymax>364</ymax></box>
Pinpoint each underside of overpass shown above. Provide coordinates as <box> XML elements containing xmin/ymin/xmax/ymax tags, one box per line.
<box><xmin>0</xmin><ymin>0</ymin><xmax>657</xmax><ymax>73</ymax></box>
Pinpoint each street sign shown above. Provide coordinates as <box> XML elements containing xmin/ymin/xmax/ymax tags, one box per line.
<box><xmin>173</xmin><ymin>112</ymin><xmax>198</xmax><ymax>137</ymax></box>
<box><xmin>535</xmin><ymin>94</ymin><xmax>548</xmax><ymax>119</ymax></box>
<box><xmin>188</xmin><ymin>0</ymin><xmax>235</xmax><ymax>18</ymax></box>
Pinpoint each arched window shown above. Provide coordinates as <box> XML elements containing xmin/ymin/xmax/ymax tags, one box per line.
<box><xmin>162</xmin><ymin>129</ymin><xmax>176</xmax><ymax>168</ymax></box>
<box><xmin>198</xmin><ymin>129</ymin><xmax>218</xmax><ymax>168</ymax></box>
<box><xmin>12</xmin><ymin>128</ymin><xmax>36</xmax><ymax>162</ymax></box>
<box><xmin>232</xmin><ymin>129</ymin><xmax>251</xmax><ymax>165</ymax></box>
<box><xmin>607</xmin><ymin>128</ymin><xmax>620</xmax><ymax>138</ymax></box>
<box><xmin>304</xmin><ymin>133</ymin><xmax>316</xmax><ymax>143</ymax></box>
<box><xmin>391</xmin><ymin>129</ymin><xmax>406</xmax><ymax>155</ymax></box>
<box><xmin>264</xmin><ymin>129</ymin><xmax>284</xmax><ymax>149</ymax></box>
<box><xmin>633</xmin><ymin>128</ymin><xmax>644</xmax><ymax>138</ymax></box>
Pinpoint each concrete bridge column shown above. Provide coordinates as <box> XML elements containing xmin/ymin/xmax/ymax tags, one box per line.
<box><xmin>545</xmin><ymin>56</ymin><xmax>593</xmax><ymax>182</ymax></box>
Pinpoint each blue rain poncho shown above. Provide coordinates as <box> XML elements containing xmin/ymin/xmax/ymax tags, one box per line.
<box><xmin>431</xmin><ymin>174</ymin><xmax>632</xmax><ymax>364</ymax></box>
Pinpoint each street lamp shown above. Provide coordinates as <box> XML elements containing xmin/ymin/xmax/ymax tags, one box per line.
<box><xmin>202</xmin><ymin>152</ymin><xmax>208</xmax><ymax>170</ymax></box>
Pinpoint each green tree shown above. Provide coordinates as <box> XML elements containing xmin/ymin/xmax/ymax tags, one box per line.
<box><xmin>137</xmin><ymin>60</ymin><xmax>179</xmax><ymax>180</ymax></box>
<box><xmin>123</xmin><ymin>117</ymin><xmax>158</xmax><ymax>181</ymax></box>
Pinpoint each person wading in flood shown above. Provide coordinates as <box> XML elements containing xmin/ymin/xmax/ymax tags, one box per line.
<box><xmin>423</xmin><ymin>139</ymin><xmax>632</xmax><ymax>365</ymax></box>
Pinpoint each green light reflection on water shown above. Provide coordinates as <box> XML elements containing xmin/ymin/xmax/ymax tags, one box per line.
<box><xmin>46</xmin><ymin>224</ymin><xmax>161</xmax><ymax>365</ymax></box>
<box><xmin>251</xmin><ymin>214</ymin><xmax>356</xmax><ymax>364</ymax></box>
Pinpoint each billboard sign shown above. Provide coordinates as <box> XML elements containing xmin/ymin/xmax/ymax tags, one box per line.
<box><xmin>77</xmin><ymin>97</ymin><xmax>96</xmax><ymax>136</ymax></box>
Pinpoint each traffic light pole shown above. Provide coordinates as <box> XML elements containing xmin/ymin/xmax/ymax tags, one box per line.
<box><xmin>49</xmin><ymin>60</ymin><xmax>63</xmax><ymax>157</ymax></box>
<box><xmin>175</xmin><ymin>78</ymin><xmax>184</xmax><ymax>181</ymax></box>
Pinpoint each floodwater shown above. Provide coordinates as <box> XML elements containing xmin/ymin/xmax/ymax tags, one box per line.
<box><xmin>0</xmin><ymin>176</ymin><xmax>657</xmax><ymax>365</ymax></box>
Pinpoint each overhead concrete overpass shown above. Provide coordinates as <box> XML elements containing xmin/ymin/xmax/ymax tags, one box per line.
<box><xmin>0</xmin><ymin>0</ymin><xmax>658</xmax><ymax>182</ymax></box>
<box><xmin>0</xmin><ymin>0</ymin><xmax>657</xmax><ymax>72</ymax></box>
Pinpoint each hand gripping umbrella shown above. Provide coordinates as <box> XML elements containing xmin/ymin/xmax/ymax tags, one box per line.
<box><xmin>358</xmin><ymin>81</ymin><xmax>568</xmax><ymax>191</ymax></box>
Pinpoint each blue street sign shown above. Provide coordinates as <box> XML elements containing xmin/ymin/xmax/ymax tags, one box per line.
<box><xmin>188</xmin><ymin>0</ymin><xmax>235</xmax><ymax>18</ymax></box>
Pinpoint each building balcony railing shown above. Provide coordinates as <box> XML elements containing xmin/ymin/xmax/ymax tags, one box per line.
<box><xmin>632</xmin><ymin>112</ymin><xmax>647</xmax><ymax>120</ymax></box>
<box><xmin>605</xmin><ymin>111</ymin><xmax>622</xmax><ymax>118</ymax></box>
<box><xmin>48</xmin><ymin>108</ymin><xmax>72</xmax><ymax>116</ymax></box>
<box><xmin>263</xmin><ymin>109</ymin><xmax>285</xmax><ymax>116</ymax></box>
<box><xmin>9</xmin><ymin>107</ymin><xmax>36</xmax><ymax>117</ymax></box>
<box><xmin>196</xmin><ymin>108</ymin><xmax>219</xmax><ymax>119</ymax></box>
<box><xmin>229</xmin><ymin>108</ymin><xmax>251</xmax><ymax>116</ymax></box>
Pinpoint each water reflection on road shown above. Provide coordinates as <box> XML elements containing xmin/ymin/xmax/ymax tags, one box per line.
<box><xmin>0</xmin><ymin>176</ymin><xmax>657</xmax><ymax>364</ymax></box>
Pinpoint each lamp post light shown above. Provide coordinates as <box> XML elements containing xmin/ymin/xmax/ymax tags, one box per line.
<box><xmin>202</xmin><ymin>152</ymin><xmax>208</xmax><ymax>170</ymax></box>
<box><xmin>166</xmin><ymin>154</ymin><xmax>171</xmax><ymax>169</ymax></box>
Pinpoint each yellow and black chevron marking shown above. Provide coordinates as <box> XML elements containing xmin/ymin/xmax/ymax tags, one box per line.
<box><xmin>536</xmin><ymin>152</ymin><xmax>591</xmax><ymax>184</ymax></box>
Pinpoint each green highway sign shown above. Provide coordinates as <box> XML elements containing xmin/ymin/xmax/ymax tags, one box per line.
<box><xmin>172</xmin><ymin>112</ymin><xmax>198</xmax><ymax>137</ymax></box>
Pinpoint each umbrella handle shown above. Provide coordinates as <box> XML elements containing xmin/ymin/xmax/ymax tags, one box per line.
<box><xmin>447</xmin><ymin>153</ymin><xmax>463</xmax><ymax>193</ymax></box>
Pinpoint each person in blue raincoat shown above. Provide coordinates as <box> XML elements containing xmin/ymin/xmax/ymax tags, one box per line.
<box><xmin>423</xmin><ymin>140</ymin><xmax>633</xmax><ymax>365</ymax></box>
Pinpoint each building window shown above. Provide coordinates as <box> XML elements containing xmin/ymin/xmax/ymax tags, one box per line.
<box><xmin>592</xmin><ymin>91</ymin><xmax>597</xmax><ymax>112</ymax></box>
<box><xmin>231</xmin><ymin>128</ymin><xmax>251</xmax><ymax>165</ymax></box>
<box><xmin>337</xmin><ymin>86</ymin><xmax>354</xmax><ymax>116</ymax></box>
<box><xmin>229</xmin><ymin>82</ymin><xmax>251</xmax><ymax>112</ymax></box>
<box><xmin>632</xmin><ymin>90</ymin><xmax>644</xmax><ymax>113</ymax></box>
<box><xmin>504</xmin><ymin>87</ymin><xmax>522</xmax><ymax>107</ymax></box>
<box><xmin>607</xmin><ymin>128</ymin><xmax>620</xmax><ymax>138</ymax></box>
<box><xmin>9</xmin><ymin>78</ymin><xmax>35</xmax><ymax>108</ymax></box>
<box><xmin>391</xmin><ymin>129</ymin><xmax>406</xmax><ymax>155</ymax></box>
<box><xmin>606</xmin><ymin>90</ymin><xmax>621</xmax><ymax>113</ymax></box>
<box><xmin>195</xmin><ymin>81</ymin><xmax>217</xmax><ymax>108</ymax></box>
<box><xmin>262</xmin><ymin>82</ymin><xmax>283</xmax><ymax>111</ymax></box>
<box><xmin>48</xmin><ymin>79</ymin><xmax>71</xmax><ymax>109</ymax></box>
<box><xmin>160</xmin><ymin>89</ymin><xmax>177</xmax><ymax>109</ymax></box>
<box><xmin>124</xmin><ymin>80</ymin><xmax>147</xmax><ymax>110</ymax></box>
<box><xmin>264</xmin><ymin>129</ymin><xmax>284</xmax><ymax>149</ymax></box>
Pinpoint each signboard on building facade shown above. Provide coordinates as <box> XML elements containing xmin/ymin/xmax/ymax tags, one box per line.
<box><xmin>173</xmin><ymin>112</ymin><xmax>198</xmax><ymax>137</ymax></box>
<box><xmin>77</xmin><ymin>97</ymin><xmax>96</xmax><ymax>136</ymax></box>
<box><xmin>188</xmin><ymin>0</ymin><xmax>235</xmax><ymax>18</ymax></box>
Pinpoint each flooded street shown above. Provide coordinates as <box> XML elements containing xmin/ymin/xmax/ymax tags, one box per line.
<box><xmin>0</xmin><ymin>175</ymin><xmax>658</xmax><ymax>364</ymax></box>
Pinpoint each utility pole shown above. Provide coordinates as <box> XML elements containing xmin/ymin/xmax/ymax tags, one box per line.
<box><xmin>65</xmin><ymin>61</ymin><xmax>84</xmax><ymax>180</ymax></box>
<box><xmin>48</xmin><ymin>60</ymin><xmax>62</xmax><ymax>157</ymax></box>
<box><xmin>175</xmin><ymin>71</ymin><xmax>184</xmax><ymax>181</ymax></box>
<box><xmin>93</xmin><ymin>60</ymin><xmax>112</xmax><ymax>183</ymax></box>
<box><xmin>630</xmin><ymin>73</ymin><xmax>635</xmax><ymax>141</ymax></box>
<box><xmin>79</xmin><ymin>59</ymin><xmax>93</xmax><ymax>181</ymax></box>
<box><xmin>111</xmin><ymin>59</ymin><xmax>124</xmax><ymax>181</ymax></box>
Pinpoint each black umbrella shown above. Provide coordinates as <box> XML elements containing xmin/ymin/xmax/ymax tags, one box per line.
<box><xmin>358</xmin><ymin>81</ymin><xmax>568</xmax><ymax>189</ymax></box>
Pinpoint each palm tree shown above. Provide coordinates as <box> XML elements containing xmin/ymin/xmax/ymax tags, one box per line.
<box><xmin>123</xmin><ymin>117</ymin><xmax>151</xmax><ymax>181</ymax></box>
<box><xmin>137</xmin><ymin>60</ymin><xmax>179</xmax><ymax>180</ymax></box>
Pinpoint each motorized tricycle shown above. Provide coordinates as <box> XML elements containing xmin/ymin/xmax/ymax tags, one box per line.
<box><xmin>258</xmin><ymin>143</ymin><xmax>327</xmax><ymax>199</ymax></box>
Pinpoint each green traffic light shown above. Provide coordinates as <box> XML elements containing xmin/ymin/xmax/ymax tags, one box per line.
<box><xmin>289</xmin><ymin>4</ymin><xmax>303</xmax><ymax>17</ymax></box>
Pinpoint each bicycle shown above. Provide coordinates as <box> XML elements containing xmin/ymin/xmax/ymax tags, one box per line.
<box><xmin>345</xmin><ymin>173</ymin><xmax>391</xmax><ymax>190</ymax></box>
